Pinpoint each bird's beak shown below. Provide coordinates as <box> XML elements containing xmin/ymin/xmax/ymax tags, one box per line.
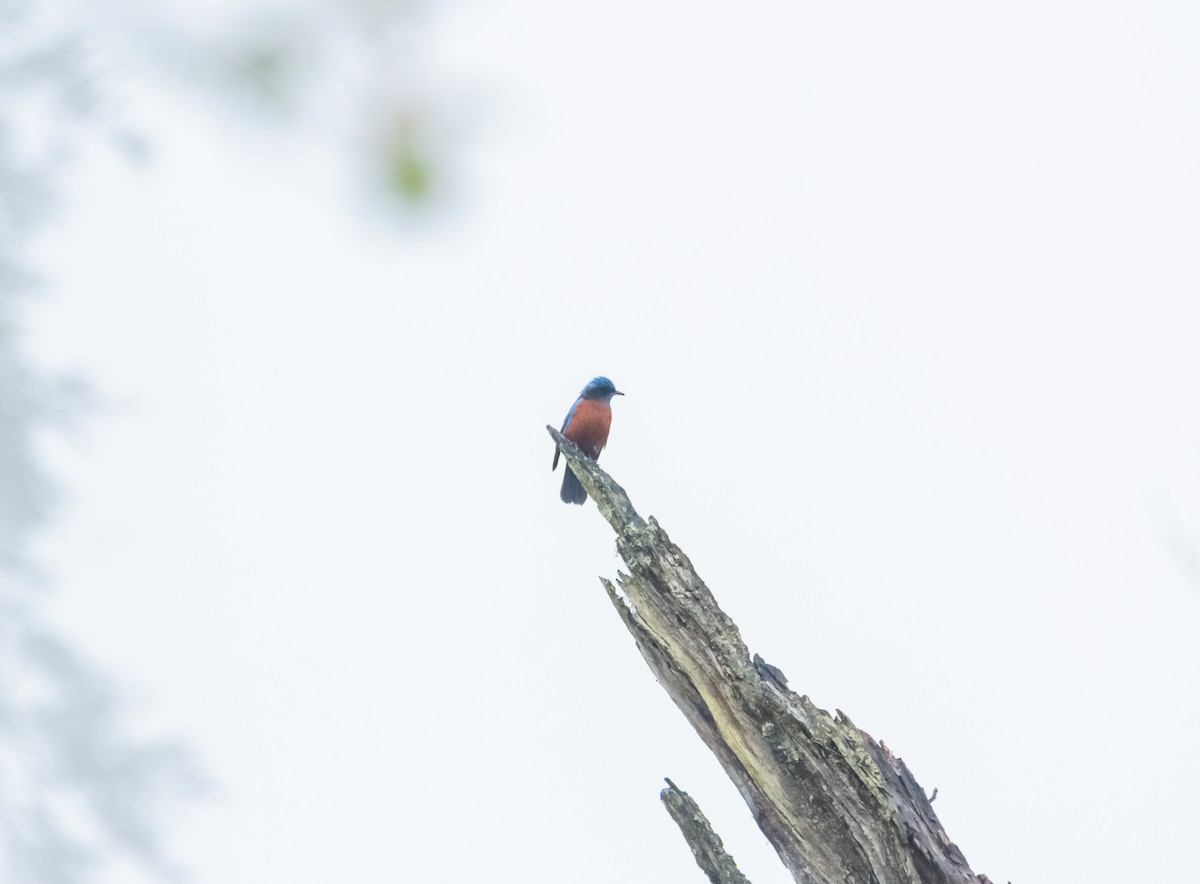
<box><xmin>615</xmin><ymin>390</ymin><xmax>625</xmax><ymax>396</ymax></box>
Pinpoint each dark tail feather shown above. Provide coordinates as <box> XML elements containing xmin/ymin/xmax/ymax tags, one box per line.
<box><xmin>560</xmin><ymin>465</ymin><xmax>587</xmax><ymax>504</ymax></box>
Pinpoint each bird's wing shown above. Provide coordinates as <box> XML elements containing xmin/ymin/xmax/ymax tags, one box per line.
<box><xmin>552</xmin><ymin>396</ymin><xmax>583</xmax><ymax>470</ymax></box>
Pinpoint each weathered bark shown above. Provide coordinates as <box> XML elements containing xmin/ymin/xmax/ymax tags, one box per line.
<box><xmin>661</xmin><ymin>778</ymin><xmax>752</xmax><ymax>884</ymax></box>
<box><xmin>549</xmin><ymin>427</ymin><xmax>996</xmax><ymax>884</ymax></box>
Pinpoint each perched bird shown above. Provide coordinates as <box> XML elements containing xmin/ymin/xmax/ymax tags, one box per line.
<box><xmin>553</xmin><ymin>376</ymin><xmax>623</xmax><ymax>504</ymax></box>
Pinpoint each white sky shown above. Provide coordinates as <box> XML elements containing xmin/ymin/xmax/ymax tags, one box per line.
<box><xmin>24</xmin><ymin>1</ymin><xmax>1200</xmax><ymax>882</ymax></box>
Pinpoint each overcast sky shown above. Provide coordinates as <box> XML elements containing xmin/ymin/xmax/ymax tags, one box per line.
<box><xmin>21</xmin><ymin>2</ymin><xmax>1200</xmax><ymax>882</ymax></box>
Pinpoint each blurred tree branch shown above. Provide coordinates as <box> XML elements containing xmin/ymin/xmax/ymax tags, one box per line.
<box><xmin>548</xmin><ymin>426</ymin><xmax>997</xmax><ymax>884</ymax></box>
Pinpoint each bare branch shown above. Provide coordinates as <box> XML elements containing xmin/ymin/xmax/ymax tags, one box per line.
<box><xmin>549</xmin><ymin>425</ymin><xmax>994</xmax><ymax>884</ymax></box>
<box><xmin>660</xmin><ymin>779</ymin><xmax>751</xmax><ymax>884</ymax></box>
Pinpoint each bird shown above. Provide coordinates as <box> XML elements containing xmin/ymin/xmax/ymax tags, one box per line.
<box><xmin>552</xmin><ymin>376</ymin><xmax>623</xmax><ymax>504</ymax></box>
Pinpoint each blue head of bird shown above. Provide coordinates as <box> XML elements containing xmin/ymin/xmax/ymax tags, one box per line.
<box><xmin>581</xmin><ymin>376</ymin><xmax>624</xmax><ymax>401</ymax></box>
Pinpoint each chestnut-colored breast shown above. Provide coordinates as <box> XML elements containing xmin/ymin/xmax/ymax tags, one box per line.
<box><xmin>564</xmin><ymin>398</ymin><xmax>613</xmax><ymax>459</ymax></box>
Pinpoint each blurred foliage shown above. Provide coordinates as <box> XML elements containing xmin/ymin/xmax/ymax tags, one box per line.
<box><xmin>108</xmin><ymin>0</ymin><xmax>454</xmax><ymax>210</ymax></box>
<box><xmin>0</xmin><ymin>3</ymin><xmax>203</xmax><ymax>882</ymax></box>
<box><xmin>0</xmin><ymin>0</ymin><xmax>464</xmax><ymax>879</ymax></box>
<box><xmin>385</xmin><ymin>115</ymin><xmax>431</xmax><ymax>201</ymax></box>
<box><xmin>228</xmin><ymin>38</ymin><xmax>306</xmax><ymax>109</ymax></box>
